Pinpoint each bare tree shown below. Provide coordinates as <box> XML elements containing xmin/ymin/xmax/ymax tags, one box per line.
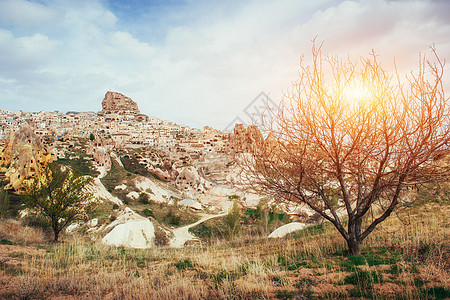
<box><xmin>240</xmin><ymin>42</ymin><xmax>450</xmax><ymax>255</ymax></box>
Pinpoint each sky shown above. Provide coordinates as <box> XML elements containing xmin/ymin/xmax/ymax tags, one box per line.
<box><xmin>0</xmin><ymin>0</ymin><xmax>449</xmax><ymax>130</ymax></box>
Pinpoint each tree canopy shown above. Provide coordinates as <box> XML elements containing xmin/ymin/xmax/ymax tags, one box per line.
<box><xmin>25</xmin><ymin>163</ymin><xmax>96</xmax><ymax>241</ymax></box>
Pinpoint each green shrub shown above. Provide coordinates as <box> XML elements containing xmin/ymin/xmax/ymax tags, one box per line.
<box><xmin>142</xmin><ymin>208</ymin><xmax>153</xmax><ymax>217</ymax></box>
<box><xmin>138</xmin><ymin>193</ymin><xmax>150</xmax><ymax>204</ymax></box>
<box><xmin>224</xmin><ymin>201</ymin><xmax>241</xmax><ymax>239</ymax></box>
<box><xmin>173</xmin><ymin>259</ymin><xmax>193</xmax><ymax>270</ymax></box>
<box><xmin>164</xmin><ymin>210</ymin><xmax>181</xmax><ymax>226</ymax></box>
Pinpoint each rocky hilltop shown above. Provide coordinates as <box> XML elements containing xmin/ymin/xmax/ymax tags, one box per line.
<box><xmin>102</xmin><ymin>91</ymin><xmax>140</xmax><ymax>115</ymax></box>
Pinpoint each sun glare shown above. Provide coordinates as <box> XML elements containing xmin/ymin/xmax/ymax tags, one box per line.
<box><xmin>342</xmin><ymin>80</ymin><xmax>372</xmax><ymax>105</ymax></box>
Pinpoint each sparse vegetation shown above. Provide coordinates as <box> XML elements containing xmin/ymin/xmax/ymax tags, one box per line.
<box><xmin>57</xmin><ymin>138</ymin><xmax>99</xmax><ymax>177</ymax></box>
<box><xmin>24</xmin><ymin>163</ymin><xmax>97</xmax><ymax>241</ymax></box>
<box><xmin>0</xmin><ymin>186</ymin><xmax>10</xmax><ymax>218</ymax></box>
<box><xmin>0</xmin><ymin>201</ymin><xmax>448</xmax><ymax>299</ymax></box>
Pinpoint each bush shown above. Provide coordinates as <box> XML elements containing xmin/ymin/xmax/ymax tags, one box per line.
<box><xmin>164</xmin><ymin>210</ymin><xmax>181</xmax><ymax>226</ymax></box>
<box><xmin>138</xmin><ymin>193</ymin><xmax>150</xmax><ymax>205</ymax></box>
<box><xmin>224</xmin><ymin>201</ymin><xmax>241</xmax><ymax>239</ymax></box>
<box><xmin>142</xmin><ymin>208</ymin><xmax>153</xmax><ymax>218</ymax></box>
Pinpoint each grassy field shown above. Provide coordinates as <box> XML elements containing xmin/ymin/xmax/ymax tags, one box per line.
<box><xmin>0</xmin><ymin>201</ymin><xmax>448</xmax><ymax>299</ymax></box>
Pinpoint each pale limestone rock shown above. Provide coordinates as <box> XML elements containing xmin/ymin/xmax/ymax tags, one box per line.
<box><xmin>115</xmin><ymin>184</ymin><xmax>127</xmax><ymax>190</ymax></box>
<box><xmin>87</xmin><ymin>218</ymin><xmax>98</xmax><ymax>228</ymax></box>
<box><xmin>87</xmin><ymin>178</ymin><xmax>123</xmax><ymax>206</ymax></box>
<box><xmin>102</xmin><ymin>207</ymin><xmax>155</xmax><ymax>248</ymax></box>
<box><xmin>102</xmin><ymin>219</ymin><xmax>155</xmax><ymax>248</ymax></box>
<box><xmin>178</xmin><ymin>198</ymin><xmax>202</xmax><ymax>210</ymax></box>
<box><xmin>66</xmin><ymin>223</ymin><xmax>80</xmax><ymax>233</ymax></box>
<box><xmin>268</xmin><ymin>222</ymin><xmax>306</xmax><ymax>238</ymax></box>
<box><xmin>127</xmin><ymin>191</ymin><xmax>139</xmax><ymax>200</ymax></box>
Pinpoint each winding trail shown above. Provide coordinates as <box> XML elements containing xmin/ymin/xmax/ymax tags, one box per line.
<box><xmin>170</xmin><ymin>212</ymin><xmax>227</xmax><ymax>247</ymax></box>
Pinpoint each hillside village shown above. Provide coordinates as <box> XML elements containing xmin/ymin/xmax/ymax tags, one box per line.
<box><xmin>0</xmin><ymin>91</ymin><xmax>311</xmax><ymax>249</ymax></box>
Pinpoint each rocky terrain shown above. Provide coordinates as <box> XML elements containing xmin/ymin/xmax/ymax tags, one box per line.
<box><xmin>0</xmin><ymin>92</ymin><xmax>449</xmax><ymax>299</ymax></box>
<box><xmin>0</xmin><ymin>125</ymin><xmax>55</xmax><ymax>191</ymax></box>
<box><xmin>0</xmin><ymin>91</ymin><xmax>317</xmax><ymax>249</ymax></box>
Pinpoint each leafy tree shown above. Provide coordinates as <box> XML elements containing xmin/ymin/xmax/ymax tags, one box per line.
<box><xmin>25</xmin><ymin>163</ymin><xmax>96</xmax><ymax>241</ymax></box>
<box><xmin>89</xmin><ymin>133</ymin><xmax>95</xmax><ymax>141</ymax></box>
<box><xmin>242</xmin><ymin>43</ymin><xmax>450</xmax><ymax>255</ymax></box>
<box><xmin>0</xmin><ymin>187</ymin><xmax>10</xmax><ymax>218</ymax></box>
<box><xmin>224</xmin><ymin>201</ymin><xmax>241</xmax><ymax>239</ymax></box>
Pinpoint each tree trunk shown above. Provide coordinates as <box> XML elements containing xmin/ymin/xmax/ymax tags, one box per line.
<box><xmin>53</xmin><ymin>225</ymin><xmax>59</xmax><ymax>242</ymax></box>
<box><xmin>347</xmin><ymin>237</ymin><xmax>361</xmax><ymax>256</ymax></box>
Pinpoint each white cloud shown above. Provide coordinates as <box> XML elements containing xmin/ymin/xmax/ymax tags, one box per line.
<box><xmin>0</xmin><ymin>0</ymin><xmax>449</xmax><ymax>129</ymax></box>
<box><xmin>0</xmin><ymin>0</ymin><xmax>59</xmax><ymax>28</ymax></box>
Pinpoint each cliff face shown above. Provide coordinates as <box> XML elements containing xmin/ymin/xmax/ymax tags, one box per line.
<box><xmin>101</xmin><ymin>91</ymin><xmax>140</xmax><ymax>115</ymax></box>
<box><xmin>228</xmin><ymin>124</ymin><xmax>264</xmax><ymax>155</ymax></box>
<box><xmin>0</xmin><ymin>125</ymin><xmax>55</xmax><ymax>191</ymax></box>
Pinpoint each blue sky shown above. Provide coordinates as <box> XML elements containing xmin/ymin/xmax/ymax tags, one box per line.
<box><xmin>0</xmin><ymin>0</ymin><xmax>449</xmax><ymax>130</ymax></box>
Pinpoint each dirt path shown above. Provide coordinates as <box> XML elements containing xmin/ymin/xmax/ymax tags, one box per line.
<box><xmin>169</xmin><ymin>212</ymin><xmax>227</xmax><ymax>247</ymax></box>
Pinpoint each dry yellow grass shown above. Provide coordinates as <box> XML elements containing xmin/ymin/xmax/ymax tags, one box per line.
<box><xmin>0</xmin><ymin>202</ymin><xmax>448</xmax><ymax>299</ymax></box>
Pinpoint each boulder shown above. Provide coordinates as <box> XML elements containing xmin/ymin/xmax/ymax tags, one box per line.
<box><xmin>102</xmin><ymin>207</ymin><xmax>155</xmax><ymax>248</ymax></box>
<box><xmin>127</xmin><ymin>191</ymin><xmax>139</xmax><ymax>200</ymax></box>
<box><xmin>102</xmin><ymin>219</ymin><xmax>155</xmax><ymax>248</ymax></box>
<box><xmin>115</xmin><ymin>184</ymin><xmax>127</xmax><ymax>190</ymax></box>
<box><xmin>268</xmin><ymin>222</ymin><xmax>306</xmax><ymax>238</ymax></box>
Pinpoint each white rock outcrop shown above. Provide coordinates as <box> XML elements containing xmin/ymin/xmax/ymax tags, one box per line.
<box><xmin>127</xmin><ymin>191</ymin><xmax>139</xmax><ymax>200</ymax></box>
<box><xmin>102</xmin><ymin>207</ymin><xmax>155</xmax><ymax>248</ymax></box>
<box><xmin>102</xmin><ymin>219</ymin><xmax>155</xmax><ymax>248</ymax></box>
<box><xmin>268</xmin><ymin>222</ymin><xmax>307</xmax><ymax>238</ymax></box>
<box><xmin>178</xmin><ymin>198</ymin><xmax>202</xmax><ymax>210</ymax></box>
<box><xmin>87</xmin><ymin>178</ymin><xmax>123</xmax><ymax>206</ymax></box>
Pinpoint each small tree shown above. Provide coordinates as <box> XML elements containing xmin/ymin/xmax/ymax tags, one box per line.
<box><xmin>242</xmin><ymin>43</ymin><xmax>450</xmax><ymax>255</ymax></box>
<box><xmin>0</xmin><ymin>187</ymin><xmax>10</xmax><ymax>218</ymax></box>
<box><xmin>89</xmin><ymin>133</ymin><xmax>95</xmax><ymax>141</ymax></box>
<box><xmin>224</xmin><ymin>201</ymin><xmax>241</xmax><ymax>239</ymax></box>
<box><xmin>25</xmin><ymin>163</ymin><xmax>95</xmax><ymax>242</ymax></box>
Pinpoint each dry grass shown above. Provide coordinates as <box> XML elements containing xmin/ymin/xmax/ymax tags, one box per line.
<box><xmin>0</xmin><ymin>202</ymin><xmax>449</xmax><ymax>299</ymax></box>
<box><xmin>0</xmin><ymin>218</ymin><xmax>45</xmax><ymax>245</ymax></box>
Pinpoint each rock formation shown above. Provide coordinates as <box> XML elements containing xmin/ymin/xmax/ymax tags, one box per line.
<box><xmin>268</xmin><ymin>222</ymin><xmax>307</xmax><ymax>238</ymax></box>
<box><xmin>102</xmin><ymin>207</ymin><xmax>155</xmax><ymax>248</ymax></box>
<box><xmin>175</xmin><ymin>166</ymin><xmax>209</xmax><ymax>193</ymax></box>
<box><xmin>0</xmin><ymin>125</ymin><xmax>55</xmax><ymax>191</ymax></box>
<box><xmin>92</xmin><ymin>146</ymin><xmax>111</xmax><ymax>171</ymax></box>
<box><xmin>101</xmin><ymin>91</ymin><xmax>140</xmax><ymax>115</ymax></box>
<box><xmin>228</xmin><ymin>124</ymin><xmax>264</xmax><ymax>155</ymax></box>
